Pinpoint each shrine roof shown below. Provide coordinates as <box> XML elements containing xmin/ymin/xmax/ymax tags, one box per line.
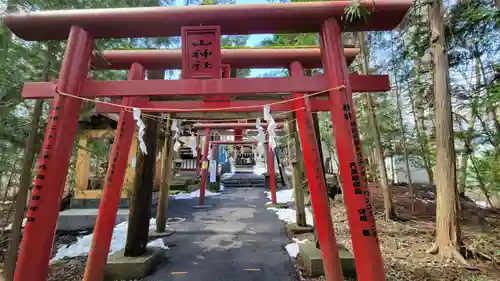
<box><xmin>4</xmin><ymin>1</ymin><xmax>412</xmax><ymax>41</ymax></box>
<box><xmin>92</xmin><ymin>48</ymin><xmax>360</xmax><ymax>70</ymax></box>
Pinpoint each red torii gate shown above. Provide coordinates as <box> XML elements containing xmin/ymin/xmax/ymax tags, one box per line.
<box><xmin>193</xmin><ymin>123</ymin><xmax>282</xmax><ymax>206</ymax></box>
<box><xmin>3</xmin><ymin>1</ymin><xmax>412</xmax><ymax>281</ymax></box>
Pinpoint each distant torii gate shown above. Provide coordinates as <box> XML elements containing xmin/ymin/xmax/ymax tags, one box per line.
<box><xmin>4</xmin><ymin>2</ymin><xmax>412</xmax><ymax>281</ymax></box>
<box><xmin>193</xmin><ymin>123</ymin><xmax>283</xmax><ymax>206</ymax></box>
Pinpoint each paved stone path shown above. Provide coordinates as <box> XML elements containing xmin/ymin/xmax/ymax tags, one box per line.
<box><xmin>145</xmin><ymin>187</ymin><xmax>297</xmax><ymax>281</ymax></box>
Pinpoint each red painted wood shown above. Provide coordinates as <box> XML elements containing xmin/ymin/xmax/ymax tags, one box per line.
<box><xmin>4</xmin><ymin>1</ymin><xmax>412</xmax><ymax>41</ymax></box>
<box><xmin>199</xmin><ymin>128</ymin><xmax>210</xmax><ymax>206</ymax></box>
<box><xmin>193</xmin><ymin>123</ymin><xmax>282</xmax><ymax>129</ymax></box>
<box><xmin>320</xmin><ymin>19</ymin><xmax>385</xmax><ymax>281</ymax></box>
<box><xmin>14</xmin><ymin>26</ymin><xmax>93</xmax><ymax>281</ymax></box>
<box><xmin>196</xmin><ymin>138</ymin><xmax>201</xmax><ymax>175</ymax></box>
<box><xmin>234</xmin><ymin>128</ymin><xmax>242</xmax><ymax>142</ymax></box>
<box><xmin>266</xmin><ymin>133</ymin><xmax>277</xmax><ymax>205</ymax></box>
<box><xmin>82</xmin><ymin>63</ymin><xmax>145</xmax><ymax>281</ymax></box>
<box><xmin>95</xmin><ymin>99</ymin><xmax>331</xmax><ymax>113</ymax></box>
<box><xmin>203</xmin><ymin>64</ymin><xmax>230</xmax><ymax>102</ymax></box>
<box><xmin>182</xmin><ymin>26</ymin><xmax>221</xmax><ymax>79</ymax></box>
<box><xmin>92</xmin><ymin>48</ymin><xmax>359</xmax><ymax>70</ymax></box>
<box><xmin>23</xmin><ymin>74</ymin><xmax>390</xmax><ymax>99</ymax></box>
<box><xmin>210</xmin><ymin>140</ymin><xmax>257</xmax><ymax>145</ymax></box>
<box><xmin>290</xmin><ymin>61</ymin><xmax>344</xmax><ymax>281</ymax></box>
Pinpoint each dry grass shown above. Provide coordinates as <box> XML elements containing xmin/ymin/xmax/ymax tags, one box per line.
<box><xmin>299</xmin><ymin>184</ymin><xmax>500</xmax><ymax>281</ymax></box>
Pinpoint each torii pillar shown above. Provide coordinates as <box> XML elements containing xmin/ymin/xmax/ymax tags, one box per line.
<box><xmin>320</xmin><ymin>19</ymin><xmax>385</xmax><ymax>281</ymax></box>
<box><xmin>13</xmin><ymin>26</ymin><xmax>94</xmax><ymax>281</ymax></box>
<box><xmin>290</xmin><ymin>61</ymin><xmax>344</xmax><ymax>281</ymax></box>
<box><xmin>266</xmin><ymin>133</ymin><xmax>277</xmax><ymax>205</ymax></box>
<box><xmin>83</xmin><ymin>62</ymin><xmax>145</xmax><ymax>281</ymax></box>
<box><xmin>198</xmin><ymin>128</ymin><xmax>211</xmax><ymax>207</ymax></box>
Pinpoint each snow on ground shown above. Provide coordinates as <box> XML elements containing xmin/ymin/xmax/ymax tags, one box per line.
<box><xmin>146</xmin><ymin>238</ymin><xmax>169</xmax><ymax>250</ymax></box>
<box><xmin>2</xmin><ymin>217</ymin><xmax>27</xmax><ymax>231</ymax></box>
<box><xmin>52</xmin><ymin>218</ymin><xmax>168</xmax><ymax>262</ymax></box>
<box><xmin>172</xmin><ymin>189</ymin><xmax>221</xmax><ymax>200</ymax></box>
<box><xmin>253</xmin><ymin>161</ymin><xmax>267</xmax><ymax>175</ymax></box>
<box><xmin>265</xmin><ymin>189</ymin><xmax>293</xmax><ymax>204</ymax></box>
<box><xmin>285</xmin><ymin>238</ymin><xmax>309</xmax><ymax>258</ymax></box>
<box><xmin>267</xmin><ymin>207</ymin><xmax>315</xmax><ymax>226</ymax></box>
<box><xmin>285</xmin><ymin>243</ymin><xmax>299</xmax><ymax>258</ymax></box>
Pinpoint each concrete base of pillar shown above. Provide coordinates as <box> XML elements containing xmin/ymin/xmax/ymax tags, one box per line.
<box><xmin>298</xmin><ymin>241</ymin><xmax>356</xmax><ymax>278</ymax></box>
<box><xmin>149</xmin><ymin>229</ymin><xmax>176</xmax><ymax>239</ymax></box>
<box><xmin>285</xmin><ymin>223</ymin><xmax>314</xmax><ymax>235</ymax></box>
<box><xmin>104</xmin><ymin>248</ymin><xmax>165</xmax><ymax>280</ymax></box>
<box><xmin>264</xmin><ymin>202</ymin><xmax>289</xmax><ymax>209</ymax></box>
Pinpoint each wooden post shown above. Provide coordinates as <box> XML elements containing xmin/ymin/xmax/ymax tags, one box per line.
<box><xmin>287</xmin><ymin>115</ymin><xmax>306</xmax><ymax>227</ymax></box>
<box><xmin>312</xmin><ymin>112</ymin><xmax>337</xmax><ymax>200</ymax></box>
<box><xmin>156</xmin><ymin>117</ymin><xmax>174</xmax><ymax>233</ymax></box>
<box><xmin>124</xmin><ymin>113</ymin><xmax>159</xmax><ymax>257</ymax></box>
<box><xmin>295</xmin><ymin>124</ymin><xmax>306</xmax><ymax>181</ymax></box>
<box><xmin>75</xmin><ymin>137</ymin><xmax>90</xmax><ymax>192</ymax></box>
<box><xmin>124</xmin><ymin>133</ymin><xmax>138</xmax><ymax>193</ymax></box>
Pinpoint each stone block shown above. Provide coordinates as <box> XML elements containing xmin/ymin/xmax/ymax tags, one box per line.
<box><xmin>149</xmin><ymin>229</ymin><xmax>176</xmax><ymax>239</ymax></box>
<box><xmin>57</xmin><ymin>209</ymin><xmax>129</xmax><ymax>231</ymax></box>
<box><xmin>298</xmin><ymin>241</ymin><xmax>356</xmax><ymax>278</ymax></box>
<box><xmin>104</xmin><ymin>248</ymin><xmax>164</xmax><ymax>281</ymax></box>
<box><xmin>264</xmin><ymin>202</ymin><xmax>289</xmax><ymax>209</ymax></box>
<box><xmin>285</xmin><ymin>223</ymin><xmax>314</xmax><ymax>235</ymax></box>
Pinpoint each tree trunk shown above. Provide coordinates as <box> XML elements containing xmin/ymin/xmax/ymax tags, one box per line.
<box><xmin>457</xmin><ymin>150</ymin><xmax>468</xmax><ymax>198</ymax></box>
<box><xmin>470</xmin><ymin>155</ymin><xmax>493</xmax><ymax>208</ymax></box>
<box><xmin>124</xmin><ymin>113</ymin><xmax>159</xmax><ymax>256</ymax></box>
<box><xmin>4</xmin><ymin>41</ymin><xmax>53</xmax><ymax>281</ymax></box>
<box><xmin>357</xmin><ymin>32</ymin><xmax>395</xmax><ymax>220</ymax></box>
<box><xmin>394</xmin><ymin>74</ymin><xmax>415</xmax><ymax>212</ymax></box>
<box><xmin>426</xmin><ymin>0</ymin><xmax>465</xmax><ymax>263</ymax></box>
<box><xmin>287</xmin><ymin>115</ymin><xmax>306</xmax><ymax>227</ymax></box>
<box><xmin>312</xmin><ymin>113</ymin><xmax>334</xmax><ymax>199</ymax></box>
<box><xmin>412</xmin><ymin>64</ymin><xmax>435</xmax><ymax>184</ymax></box>
<box><xmin>459</xmin><ymin>55</ymin><xmax>482</xmax><ymax>197</ymax></box>
<box><xmin>125</xmin><ymin>69</ymin><xmax>163</xmax><ymax>256</ymax></box>
<box><xmin>156</xmin><ymin>118</ymin><xmax>173</xmax><ymax>233</ymax></box>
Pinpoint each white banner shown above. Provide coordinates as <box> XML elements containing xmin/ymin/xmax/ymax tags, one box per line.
<box><xmin>209</xmin><ymin>160</ymin><xmax>217</xmax><ymax>183</ymax></box>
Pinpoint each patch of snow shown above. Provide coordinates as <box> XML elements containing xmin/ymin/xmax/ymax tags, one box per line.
<box><xmin>2</xmin><ymin>217</ymin><xmax>27</xmax><ymax>231</ymax></box>
<box><xmin>51</xmin><ymin>218</ymin><xmax>168</xmax><ymax>262</ymax></box>
<box><xmin>265</xmin><ymin>189</ymin><xmax>293</xmax><ymax>204</ymax></box>
<box><xmin>253</xmin><ymin>167</ymin><xmax>267</xmax><ymax>176</ymax></box>
<box><xmin>475</xmin><ymin>201</ymin><xmax>490</xmax><ymax>208</ymax></box>
<box><xmin>220</xmin><ymin>184</ymin><xmax>225</xmax><ymax>191</ymax></box>
<box><xmin>172</xmin><ymin>189</ymin><xmax>221</xmax><ymax>200</ymax></box>
<box><xmin>285</xmin><ymin>238</ymin><xmax>309</xmax><ymax>258</ymax></box>
<box><xmin>252</xmin><ymin>161</ymin><xmax>267</xmax><ymax>175</ymax></box>
<box><xmin>267</xmin><ymin>207</ymin><xmax>315</xmax><ymax>226</ymax></box>
<box><xmin>147</xmin><ymin>238</ymin><xmax>169</xmax><ymax>250</ymax></box>
<box><xmin>285</xmin><ymin>243</ymin><xmax>299</xmax><ymax>258</ymax></box>
<box><xmin>305</xmin><ymin>208</ymin><xmax>314</xmax><ymax>226</ymax></box>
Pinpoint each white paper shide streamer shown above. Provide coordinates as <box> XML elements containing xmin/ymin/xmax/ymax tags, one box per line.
<box><xmin>187</xmin><ymin>134</ymin><xmax>197</xmax><ymax>157</ymax></box>
<box><xmin>171</xmin><ymin>119</ymin><xmax>181</xmax><ymax>152</ymax></box>
<box><xmin>133</xmin><ymin>108</ymin><xmax>148</xmax><ymax>154</ymax></box>
<box><xmin>255</xmin><ymin>118</ymin><xmax>266</xmax><ymax>158</ymax></box>
<box><xmin>263</xmin><ymin>105</ymin><xmax>277</xmax><ymax>150</ymax></box>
